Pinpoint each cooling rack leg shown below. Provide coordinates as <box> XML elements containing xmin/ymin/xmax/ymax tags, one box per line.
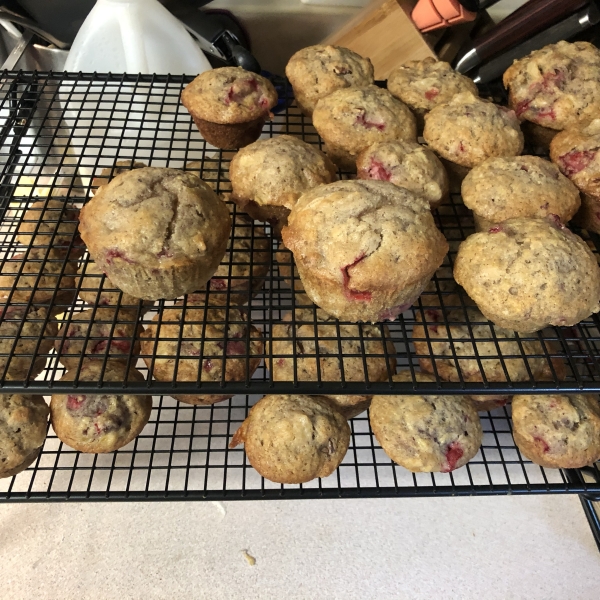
<box><xmin>579</xmin><ymin>495</ymin><xmax>600</xmax><ymax>554</ymax></box>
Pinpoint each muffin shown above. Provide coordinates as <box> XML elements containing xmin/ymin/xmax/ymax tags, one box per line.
<box><xmin>91</xmin><ymin>159</ymin><xmax>147</xmax><ymax>191</ymax></box>
<box><xmin>285</xmin><ymin>44</ymin><xmax>374</xmax><ymax>116</ymax></box>
<box><xmin>356</xmin><ymin>141</ymin><xmax>449</xmax><ymax>209</ymax></box>
<box><xmin>453</xmin><ymin>217</ymin><xmax>600</xmax><ymax>332</ymax></box>
<box><xmin>281</xmin><ymin>180</ymin><xmax>448</xmax><ymax>323</ymax></box>
<box><xmin>0</xmin><ymin>394</ymin><xmax>49</xmax><ymax>478</ymax></box>
<box><xmin>271</xmin><ymin>308</ymin><xmax>397</xmax><ymax>418</ymax></box>
<box><xmin>228</xmin><ymin>135</ymin><xmax>337</xmax><ymax>235</ymax></box>
<box><xmin>423</xmin><ymin>92</ymin><xmax>523</xmax><ymax>185</ymax></box>
<box><xmin>412</xmin><ymin>299</ymin><xmax>567</xmax><ymax>411</ymax></box>
<box><xmin>462</xmin><ymin>156</ymin><xmax>580</xmax><ymax>231</ymax></box>
<box><xmin>181</xmin><ymin>67</ymin><xmax>278</xmax><ymax>149</ymax></box>
<box><xmin>503</xmin><ymin>41</ymin><xmax>600</xmax><ymax>131</ymax></box>
<box><xmin>230</xmin><ymin>394</ymin><xmax>350</xmax><ymax>484</ymax></box>
<box><xmin>0</xmin><ymin>304</ymin><xmax>57</xmax><ymax>381</ymax></box>
<box><xmin>76</xmin><ymin>260</ymin><xmax>154</xmax><ymax>313</ymax></box>
<box><xmin>571</xmin><ymin>193</ymin><xmax>600</xmax><ymax>235</ymax></box>
<box><xmin>79</xmin><ymin>167</ymin><xmax>231</xmax><ymax>300</ymax></box>
<box><xmin>50</xmin><ymin>362</ymin><xmax>152</xmax><ymax>454</ymax></box>
<box><xmin>141</xmin><ymin>302</ymin><xmax>263</xmax><ymax>405</ymax></box>
<box><xmin>15</xmin><ymin>199</ymin><xmax>81</xmax><ymax>256</ymax></box>
<box><xmin>550</xmin><ymin>118</ymin><xmax>600</xmax><ymax>199</ymax></box>
<box><xmin>387</xmin><ymin>57</ymin><xmax>478</xmax><ymax>131</ymax></box>
<box><xmin>512</xmin><ymin>394</ymin><xmax>600</xmax><ymax>468</ymax></box>
<box><xmin>312</xmin><ymin>85</ymin><xmax>417</xmax><ymax>170</ymax></box>
<box><xmin>370</xmin><ymin>371</ymin><xmax>482</xmax><ymax>473</ymax></box>
<box><xmin>0</xmin><ymin>247</ymin><xmax>77</xmax><ymax>304</ymax></box>
<box><xmin>54</xmin><ymin>307</ymin><xmax>142</xmax><ymax>369</ymax></box>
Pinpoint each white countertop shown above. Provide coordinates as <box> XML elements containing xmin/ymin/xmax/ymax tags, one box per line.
<box><xmin>2</xmin><ymin>494</ymin><xmax>599</xmax><ymax>598</ymax></box>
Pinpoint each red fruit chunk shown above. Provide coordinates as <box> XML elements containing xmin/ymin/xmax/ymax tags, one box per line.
<box><xmin>67</xmin><ymin>394</ymin><xmax>86</xmax><ymax>411</ymax></box>
<box><xmin>441</xmin><ymin>441</ymin><xmax>464</xmax><ymax>473</ymax></box>
<box><xmin>540</xmin><ymin>68</ymin><xmax>566</xmax><ymax>91</ymax></box>
<box><xmin>488</xmin><ymin>225</ymin><xmax>503</xmax><ymax>233</ymax></box>
<box><xmin>94</xmin><ymin>423</ymin><xmax>102</xmax><ymax>435</ymax></box>
<box><xmin>156</xmin><ymin>248</ymin><xmax>173</xmax><ymax>259</ymax></box>
<box><xmin>355</xmin><ymin>111</ymin><xmax>385</xmax><ymax>131</ymax></box>
<box><xmin>203</xmin><ymin>359</ymin><xmax>213</xmax><ymax>372</ymax></box>
<box><xmin>226</xmin><ymin>340</ymin><xmax>246</xmax><ymax>355</ymax></box>
<box><xmin>341</xmin><ymin>254</ymin><xmax>372</xmax><ymax>302</ymax></box>
<box><xmin>533</xmin><ymin>435</ymin><xmax>550</xmax><ymax>453</ymax></box>
<box><xmin>425</xmin><ymin>88</ymin><xmax>439</xmax><ymax>101</ymax></box>
<box><xmin>515</xmin><ymin>98</ymin><xmax>531</xmax><ymax>117</ymax></box>
<box><xmin>276</xmin><ymin>358</ymin><xmax>285</xmax><ymax>367</ymax></box>
<box><xmin>224</xmin><ymin>78</ymin><xmax>259</xmax><ymax>105</ymax></box>
<box><xmin>559</xmin><ymin>149</ymin><xmax>597</xmax><ymax>176</ymax></box>
<box><xmin>367</xmin><ymin>158</ymin><xmax>392</xmax><ymax>181</ymax></box>
<box><xmin>105</xmin><ymin>248</ymin><xmax>135</xmax><ymax>265</ymax></box>
<box><xmin>458</xmin><ymin>141</ymin><xmax>466</xmax><ymax>152</ymax></box>
<box><xmin>210</xmin><ymin>278</ymin><xmax>228</xmax><ymax>291</ymax></box>
<box><xmin>536</xmin><ymin>106</ymin><xmax>556</xmax><ymax>121</ymax></box>
<box><xmin>110</xmin><ymin>339</ymin><xmax>132</xmax><ymax>354</ymax></box>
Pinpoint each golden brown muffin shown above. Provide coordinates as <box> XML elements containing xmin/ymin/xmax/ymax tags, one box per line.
<box><xmin>54</xmin><ymin>307</ymin><xmax>142</xmax><ymax>369</ymax></box>
<box><xmin>271</xmin><ymin>308</ymin><xmax>396</xmax><ymax>418</ymax></box>
<box><xmin>141</xmin><ymin>302</ymin><xmax>263</xmax><ymax>405</ymax></box>
<box><xmin>512</xmin><ymin>394</ymin><xmax>600</xmax><ymax>468</ymax></box>
<box><xmin>312</xmin><ymin>85</ymin><xmax>417</xmax><ymax>170</ymax></box>
<box><xmin>285</xmin><ymin>44</ymin><xmax>374</xmax><ymax>116</ymax></box>
<box><xmin>50</xmin><ymin>362</ymin><xmax>152</xmax><ymax>454</ymax></box>
<box><xmin>282</xmin><ymin>180</ymin><xmax>448</xmax><ymax>323</ymax></box>
<box><xmin>462</xmin><ymin>156</ymin><xmax>580</xmax><ymax>231</ymax></box>
<box><xmin>181</xmin><ymin>67</ymin><xmax>278</xmax><ymax>149</ymax></box>
<box><xmin>79</xmin><ymin>167</ymin><xmax>231</xmax><ymax>300</ymax></box>
<box><xmin>503</xmin><ymin>41</ymin><xmax>600</xmax><ymax>131</ymax></box>
<box><xmin>454</xmin><ymin>217</ymin><xmax>600</xmax><ymax>333</ymax></box>
<box><xmin>0</xmin><ymin>394</ymin><xmax>48</xmax><ymax>478</ymax></box>
<box><xmin>230</xmin><ymin>394</ymin><xmax>350</xmax><ymax>484</ymax></box>
<box><xmin>356</xmin><ymin>141</ymin><xmax>449</xmax><ymax>209</ymax></box>
<box><xmin>91</xmin><ymin>159</ymin><xmax>147</xmax><ymax>191</ymax></box>
<box><xmin>370</xmin><ymin>371</ymin><xmax>482</xmax><ymax>473</ymax></box>
<box><xmin>229</xmin><ymin>135</ymin><xmax>337</xmax><ymax>235</ymax></box>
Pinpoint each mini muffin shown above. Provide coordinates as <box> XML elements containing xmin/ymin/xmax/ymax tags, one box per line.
<box><xmin>181</xmin><ymin>67</ymin><xmax>278</xmax><ymax>149</ymax></box>
<box><xmin>462</xmin><ymin>156</ymin><xmax>580</xmax><ymax>231</ymax></box>
<box><xmin>388</xmin><ymin>57</ymin><xmax>478</xmax><ymax>131</ymax></box>
<box><xmin>0</xmin><ymin>247</ymin><xmax>77</xmax><ymax>304</ymax></box>
<box><xmin>230</xmin><ymin>394</ymin><xmax>350</xmax><ymax>484</ymax></box>
<box><xmin>16</xmin><ymin>199</ymin><xmax>81</xmax><ymax>256</ymax></box>
<box><xmin>572</xmin><ymin>193</ymin><xmax>600</xmax><ymax>234</ymax></box>
<box><xmin>0</xmin><ymin>304</ymin><xmax>57</xmax><ymax>381</ymax></box>
<box><xmin>550</xmin><ymin>118</ymin><xmax>600</xmax><ymax>199</ymax></box>
<box><xmin>423</xmin><ymin>92</ymin><xmax>523</xmax><ymax>185</ymax></box>
<box><xmin>370</xmin><ymin>371</ymin><xmax>482</xmax><ymax>473</ymax></box>
<box><xmin>503</xmin><ymin>41</ymin><xmax>600</xmax><ymax>131</ymax></box>
<box><xmin>91</xmin><ymin>159</ymin><xmax>147</xmax><ymax>191</ymax></box>
<box><xmin>512</xmin><ymin>394</ymin><xmax>600</xmax><ymax>468</ymax></box>
<box><xmin>356</xmin><ymin>141</ymin><xmax>449</xmax><ymax>209</ymax></box>
<box><xmin>50</xmin><ymin>362</ymin><xmax>152</xmax><ymax>454</ymax></box>
<box><xmin>0</xmin><ymin>394</ymin><xmax>48</xmax><ymax>478</ymax></box>
<box><xmin>312</xmin><ymin>85</ymin><xmax>417</xmax><ymax>170</ymax></box>
<box><xmin>282</xmin><ymin>180</ymin><xmax>448</xmax><ymax>323</ymax></box>
<box><xmin>413</xmin><ymin>300</ymin><xmax>566</xmax><ymax>411</ymax></box>
<box><xmin>54</xmin><ymin>307</ymin><xmax>142</xmax><ymax>369</ymax></box>
<box><xmin>141</xmin><ymin>302</ymin><xmax>263</xmax><ymax>405</ymax></box>
<box><xmin>76</xmin><ymin>261</ymin><xmax>154</xmax><ymax>313</ymax></box>
<box><xmin>285</xmin><ymin>44</ymin><xmax>374</xmax><ymax>116</ymax></box>
<box><xmin>454</xmin><ymin>217</ymin><xmax>600</xmax><ymax>333</ymax></box>
<box><xmin>79</xmin><ymin>167</ymin><xmax>231</xmax><ymax>300</ymax></box>
<box><xmin>271</xmin><ymin>308</ymin><xmax>396</xmax><ymax>418</ymax></box>
<box><xmin>229</xmin><ymin>135</ymin><xmax>337</xmax><ymax>234</ymax></box>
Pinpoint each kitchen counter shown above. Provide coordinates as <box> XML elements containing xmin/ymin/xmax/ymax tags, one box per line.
<box><xmin>2</xmin><ymin>495</ymin><xmax>599</xmax><ymax>598</ymax></box>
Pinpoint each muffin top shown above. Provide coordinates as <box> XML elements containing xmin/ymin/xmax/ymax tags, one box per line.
<box><xmin>285</xmin><ymin>45</ymin><xmax>374</xmax><ymax>115</ymax></box>
<box><xmin>79</xmin><ymin>167</ymin><xmax>231</xmax><ymax>270</ymax></box>
<box><xmin>0</xmin><ymin>393</ymin><xmax>48</xmax><ymax>477</ymax></box>
<box><xmin>181</xmin><ymin>67</ymin><xmax>278</xmax><ymax>124</ymax></box>
<box><xmin>550</xmin><ymin>118</ymin><xmax>600</xmax><ymax>197</ymax></box>
<box><xmin>453</xmin><ymin>217</ymin><xmax>600</xmax><ymax>332</ymax></box>
<box><xmin>388</xmin><ymin>57</ymin><xmax>478</xmax><ymax>114</ymax></box>
<box><xmin>503</xmin><ymin>41</ymin><xmax>600</xmax><ymax>131</ymax></box>
<box><xmin>462</xmin><ymin>156</ymin><xmax>580</xmax><ymax>223</ymax></box>
<box><xmin>423</xmin><ymin>92</ymin><xmax>524</xmax><ymax>167</ymax></box>
<box><xmin>356</xmin><ymin>141</ymin><xmax>449</xmax><ymax>209</ymax></box>
<box><xmin>312</xmin><ymin>85</ymin><xmax>417</xmax><ymax>155</ymax></box>
<box><xmin>229</xmin><ymin>135</ymin><xmax>337</xmax><ymax>210</ymax></box>
<box><xmin>370</xmin><ymin>371</ymin><xmax>482</xmax><ymax>473</ymax></box>
<box><xmin>230</xmin><ymin>394</ymin><xmax>350</xmax><ymax>484</ymax></box>
<box><xmin>512</xmin><ymin>394</ymin><xmax>600</xmax><ymax>469</ymax></box>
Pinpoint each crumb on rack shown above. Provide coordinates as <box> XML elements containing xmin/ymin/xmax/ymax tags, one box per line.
<box><xmin>242</xmin><ymin>549</ymin><xmax>256</xmax><ymax>566</ymax></box>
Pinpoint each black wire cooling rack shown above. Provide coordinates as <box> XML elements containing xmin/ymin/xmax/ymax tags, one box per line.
<box><xmin>0</xmin><ymin>71</ymin><xmax>600</xmax><ymax>502</ymax></box>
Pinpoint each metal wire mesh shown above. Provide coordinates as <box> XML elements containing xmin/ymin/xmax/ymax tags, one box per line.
<box><xmin>0</xmin><ymin>71</ymin><xmax>599</xmax><ymax>500</ymax></box>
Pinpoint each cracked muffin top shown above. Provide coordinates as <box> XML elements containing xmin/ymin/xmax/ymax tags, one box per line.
<box><xmin>503</xmin><ymin>41</ymin><xmax>600</xmax><ymax>131</ymax></box>
<box><xmin>181</xmin><ymin>67</ymin><xmax>278</xmax><ymax>124</ymax></box>
<box><xmin>388</xmin><ymin>57</ymin><xmax>478</xmax><ymax>115</ymax></box>
<box><xmin>462</xmin><ymin>156</ymin><xmax>580</xmax><ymax>226</ymax></box>
<box><xmin>550</xmin><ymin>118</ymin><xmax>600</xmax><ymax>198</ymax></box>
<box><xmin>285</xmin><ymin>44</ymin><xmax>374</xmax><ymax>116</ymax></box>
<box><xmin>423</xmin><ymin>92</ymin><xmax>524</xmax><ymax>168</ymax></box>
<box><xmin>454</xmin><ymin>216</ymin><xmax>600</xmax><ymax>332</ymax></box>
